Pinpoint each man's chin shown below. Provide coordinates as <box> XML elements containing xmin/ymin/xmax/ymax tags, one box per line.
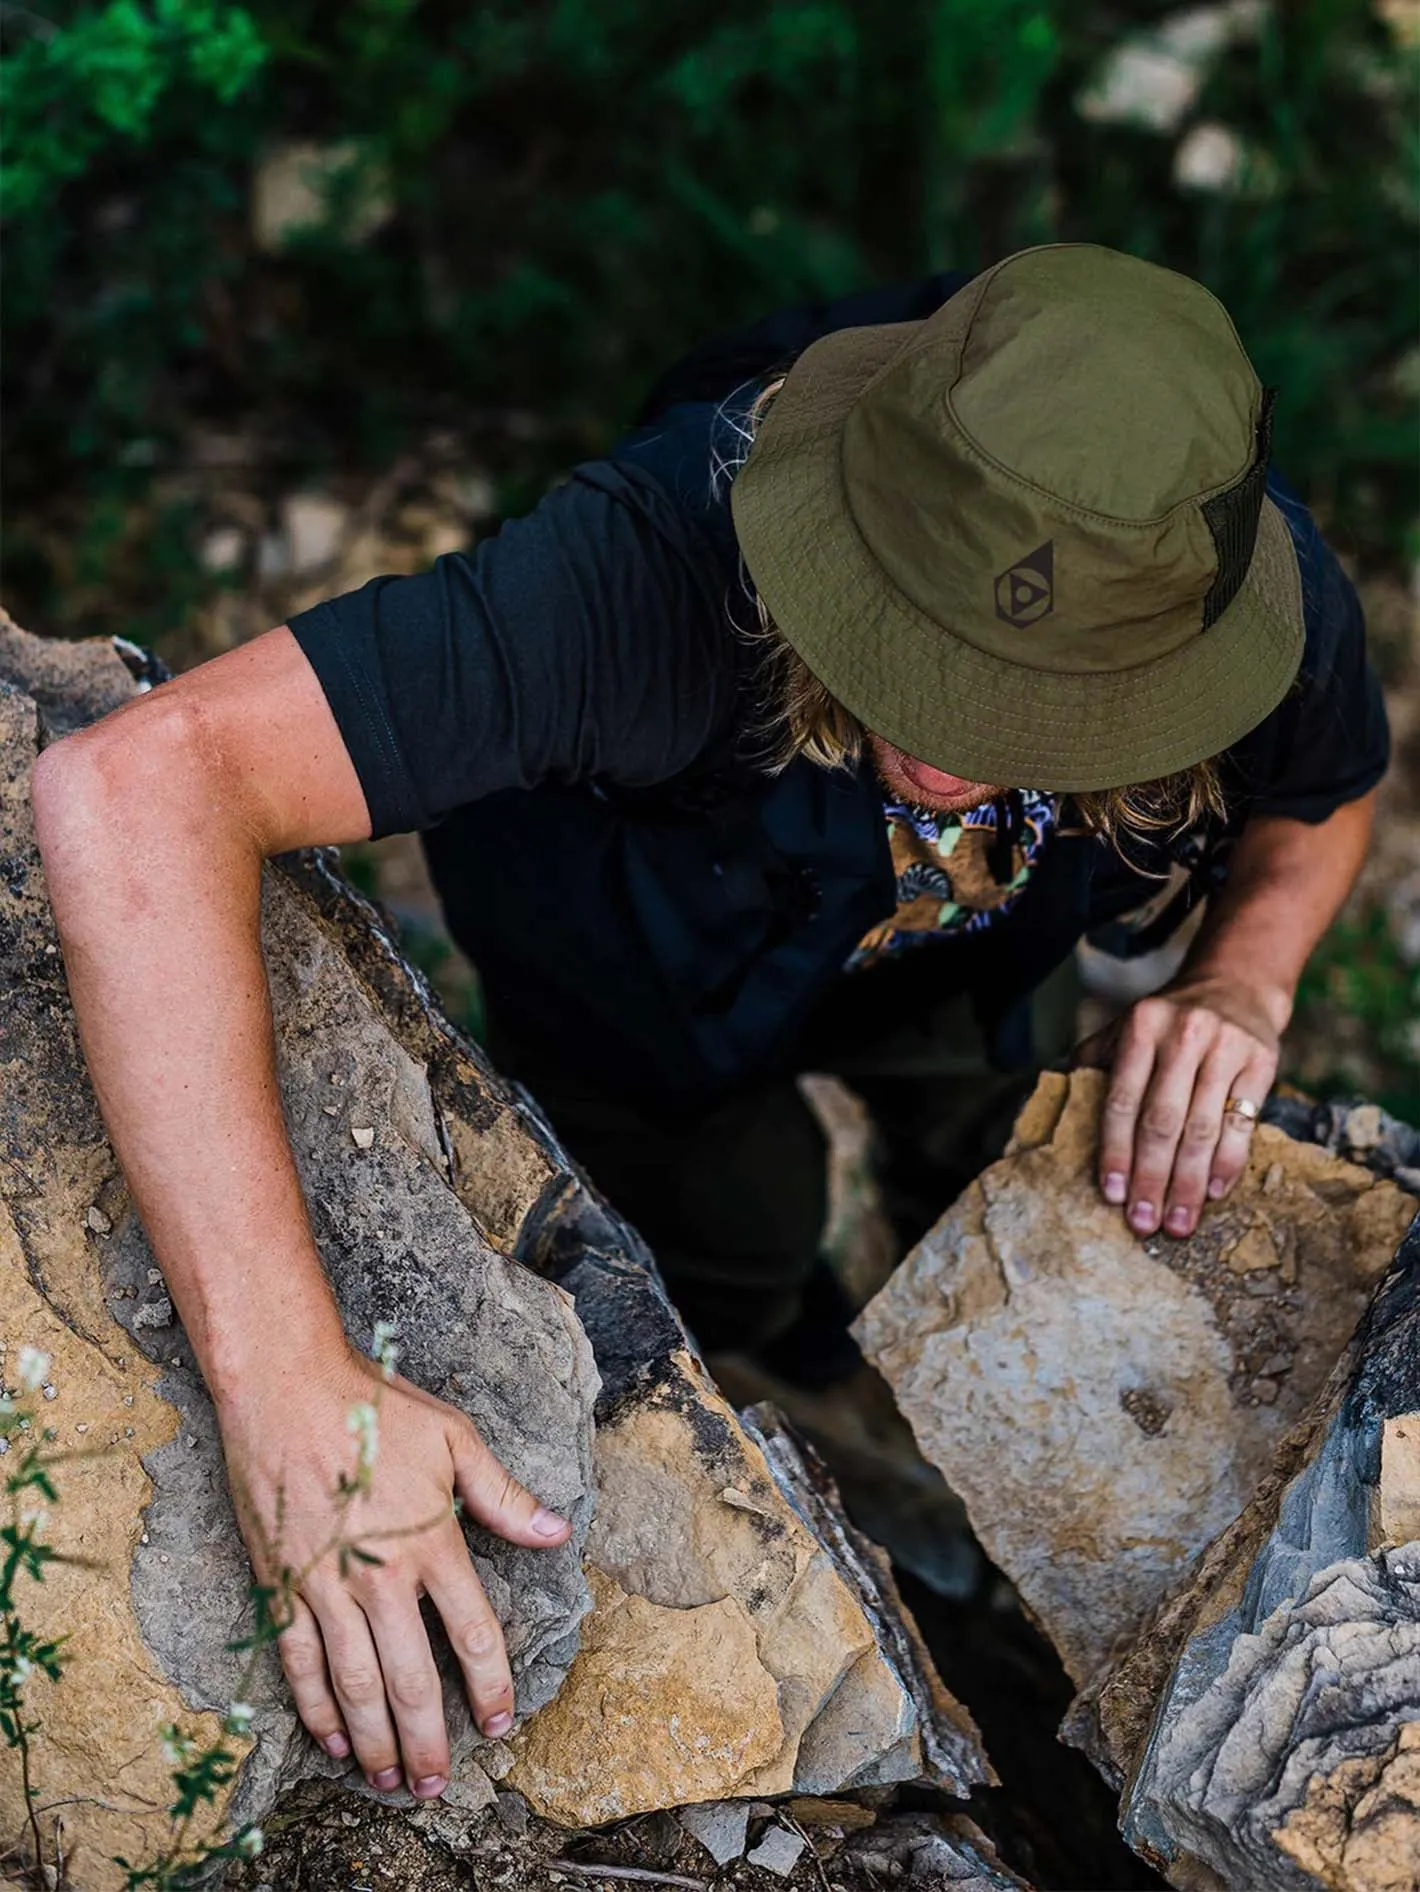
<box><xmin>869</xmin><ymin>738</ymin><xmax>999</xmax><ymax>813</ymax></box>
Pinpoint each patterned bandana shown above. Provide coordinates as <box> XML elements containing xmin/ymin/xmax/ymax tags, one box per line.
<box><xmin>846</xmin><ymin>788</ymin><xmax>1057</xmax><ymax>971</ymax></box>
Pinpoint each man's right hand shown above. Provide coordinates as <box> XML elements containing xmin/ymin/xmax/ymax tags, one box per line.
<box><xmin>220</xmin><ymin>1347</ymin><xmax>571</xmax><ymax>1798</ymax></box>
<box><xmin>31</xmin><ymin>628</ymin><xmax>575</xmax><ymax>1799</ymax></box>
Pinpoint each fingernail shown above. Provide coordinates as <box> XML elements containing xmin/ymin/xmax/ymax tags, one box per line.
<box><xmin>483</xmin><ymin>1710</ymin><xmax>513</xmax><ymax>1738</ymax></box>
<box><xmin>323</xmin><ymin>1731</ymin><xmax>351</xmax><ymax>1759</ymax></box>
<box><xmin>1129</xmin><ymin>1201</ymin><xmax>1156</xmax><ymax>1232</ymax></box>
<box><xmin>1166</xmin><ymin>1206</ymin><xmax>1191</xmax><ymax>1235</ymax></box>
<box><xmin>1103</xmin><ymin>1172</ymin><xmax>1127</xmax><ymax>1205</ymax></box>
<box><xmin>1208</xmin><ymin>1176</ymin><xmax>1227</xmax><ymax>1200</ymax></box>
<box><xmin>531</xmin><ymin>1506</ymin><xmax>568</xmax><ymax>1538</ymax></box>
<box><xmin>372</xmin><ymin>1765</ymin><xmax>402</xmax><ymax>1791</ymax></box>
<box><xmin>413</xmin><ymin>1775</ymin><xmax>447</xmax><ymax>1800</ymax></box>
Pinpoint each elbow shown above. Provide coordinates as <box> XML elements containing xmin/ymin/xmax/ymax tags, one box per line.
<box><xmin>31</xmin><ymin>725</ymin><xmax>113</xmax><ymax>874</ymax></box>
<box><xmin>31</xmin><ymin>692</ymin><xmax>217</xmax><ymax>880</ymax></box>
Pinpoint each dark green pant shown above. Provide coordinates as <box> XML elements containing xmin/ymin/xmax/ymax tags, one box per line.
<box><xmin>490</xmin><ymin>964</ymin><xmax>1078</xmax><ymax>1354</ymax></box>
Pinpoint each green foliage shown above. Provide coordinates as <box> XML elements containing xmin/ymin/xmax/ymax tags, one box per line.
<box><xmin>2</xmin><ymin>1</ymin><xmax>1414</xmax><ymax>642</ymax></box>
<box><xmin>1293</xmin><ymin>903</ymin><xmax>1420</xmax><ymax>1121</ymax></box>
<box><xmin>1</xmin><ymin>0</ymin><xmax>266</xmax><ymax>216</ymax></box>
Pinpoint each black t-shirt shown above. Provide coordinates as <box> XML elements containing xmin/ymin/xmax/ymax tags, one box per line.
<box><xmin>287</xmin><ymin>283</ymin><xmax>1389</xmax><ymax>1103</ymax></box>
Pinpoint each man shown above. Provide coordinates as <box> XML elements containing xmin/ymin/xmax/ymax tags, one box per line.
<box><xmin>31</xmin><ymin>246</ymin><xmax>1386</xmax><ymax>1803</ymax></box>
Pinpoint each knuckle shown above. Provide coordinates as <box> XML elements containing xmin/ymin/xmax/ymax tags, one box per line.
<box><xmin>280</xmin><ymin>1636</ymin><xmax>327</xmax><ymax>1684</ymax></box>
<box><xmin>336</xmin><ymin>1664</ymin><xmax>385</xmax><ymax>1709</ymax></box>
<box><xmin>1104</xmin><ymin>1094</ymin><xmax>1139</xmax><ymax>1120</ymax></box>
<box><xmin>1181</xmin><ymin>1116</ymin><xmax>1219</xmax><ymax>1149</ymax></box>
<box><xmin>498</xmin><ymin>1469</ymin><xmax>527</xmax><ymax>1512</ymax></box>
<box><xmin>456</xmin><ymin>1616</ymin><xmax>504</xmax><ymax>1666</ymax></box>
<box><xmin>1141</xmin><ymin>1106</ymin><xmax>1181</xmax><ymax>1140</ymax></box>
<box><xmin>385</xmin><ymin>1664</ymin><xmax>434</xmax><ymax>1712</ymax></box>
<box><xmin>1175</xmin><ymin>1008</ymin><xmax>1213</xmax><ymax>1048</ymax></box>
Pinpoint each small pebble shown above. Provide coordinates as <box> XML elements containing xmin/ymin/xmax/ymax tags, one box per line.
<box><xmin>75</xmin><ymin>1422</ymin><xmax>90</xmax><ymax>1435</ymax></box>
<box><xmin>122</xmin><ymin>1394</ymin><xmax>134</xmax><ymax>1407</ymax></box>
<box><xmin>86</xmin><ymin>1205</ymin><xmax>112</xmax><ymax>1235</ymax></box>
<box><xmin>42</xmin><ymin>1383</ymin><xmax>56</xmax><ymax>1401</ymax></box>
<box><xmin>323</xmin><ymin>1103</ymin><xmax>339</xmax><ymax>1116</ymax></box>
<box><xmin>351</xmin><ymin>1125</ymin><xmax>376</xmax><ymax>1150</ymax></box>
<box><xmin>146</xmin><ymin>1268</ymin><xmax>163</xmax><ymax>1286</ymax></box>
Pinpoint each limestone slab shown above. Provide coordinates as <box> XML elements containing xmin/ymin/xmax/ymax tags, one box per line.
<box><xmin>855</xmin><ymin>1069</ymin><xmax>1415</xmax><ymax>1687</ymax></box>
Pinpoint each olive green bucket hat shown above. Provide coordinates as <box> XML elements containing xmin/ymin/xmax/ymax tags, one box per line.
<box><xmin>729</xmin><ymin>243</ymin><xmax>1304</xmax><ymax>791</ymax></box>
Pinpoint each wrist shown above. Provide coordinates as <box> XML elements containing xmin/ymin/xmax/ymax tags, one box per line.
<box><xmin>1171</xmin><ymin>957</ymin><xmax>1294</xmax><ymax>1039</ymax></box>
<box><xmin>203</xmin><ymin>1293</ymin><xmax>353</xmax><ymax>1421</ymax></box>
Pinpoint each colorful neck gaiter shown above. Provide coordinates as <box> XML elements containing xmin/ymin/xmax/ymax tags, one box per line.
<box><xmin>846</xmin><ymin>788</ymin><xmax>1058</xmax><ymax>971</ymax></box>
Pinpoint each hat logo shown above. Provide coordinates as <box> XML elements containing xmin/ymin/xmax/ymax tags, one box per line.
<box><xmin>995</xmin><ymin>540</ymin><xmax>1054</xmax><ymax>627</ymax></box>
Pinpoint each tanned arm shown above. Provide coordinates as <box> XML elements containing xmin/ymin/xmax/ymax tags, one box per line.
<box><xmin>31</xmin><ymin>628</ymin><xmax>571</xmax><ymax>1801</ymax></box>
<box><xmin>1083</xmin><ymin>791</ymin><xmax>1377</xmax><ymax>1238</ymax></box>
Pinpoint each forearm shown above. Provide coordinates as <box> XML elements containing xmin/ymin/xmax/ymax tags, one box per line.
<box><xmin>32</xmin><ymin>686</ymin><xmax>348</xmax><ymax>1408</ymax></box>
<box><xmin>1179</xmin><ymin>792</ymin><xmax>1377</xmax><ymax>1029</ymax></box>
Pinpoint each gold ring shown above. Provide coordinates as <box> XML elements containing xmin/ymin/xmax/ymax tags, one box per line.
<box><xmin>1223</xmin><ymin>1096</ymin><xmax>1260</xmax><ymax>1122</ymax></box>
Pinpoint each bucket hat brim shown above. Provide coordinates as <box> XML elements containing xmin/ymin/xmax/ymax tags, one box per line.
<box><xmin>731</xmin><ymin>319</ymin><xmax>1306</xmax><ymax>793</ymax></box>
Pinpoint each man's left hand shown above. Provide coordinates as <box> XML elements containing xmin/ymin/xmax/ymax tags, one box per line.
<box><xmin>1076</xmin><ymin>974</ymin><xmax>1287</xmax><ymax>1239</ymax></box>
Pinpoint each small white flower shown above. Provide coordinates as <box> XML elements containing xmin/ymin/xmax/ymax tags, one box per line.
<box><xmin>346</xmin><ymin>1401</ymin><xmax>380</xmax><ymax>1477</ymax></box>
<box><xmin>1174</xmin><ymin>120</ymin><xmax>1245</xmax><ymax>191</ymax></box>
<box><xmin>225</xmin><ymin>1700</ymin><xmax>256</xmax><ymax>1736</ymax></box>
<box><xmin>16</xmin><ymin>1347</ymin><xmax>51</xmax><ymax>1395</ymax></box>
<box><xmin>160</xmin><ymin>1727</ymin><xmax>195</xmax><ymax>1767</ymax></box>
<box><xmin>20</xmin><ymin>1507</ymin><xmax>48</xmax><ymax>1537</ymax></box>
<box><xmin>11</xmin><ymin>1655</ymin><xmax>34</xmax><ymax>1686</ymax></box>
<box><xmin>237</xmin><ymin>1827</ymin><xmax>264</xmax><ymax>1859</ymax></box>
<box><xmin>370</xmin><ymin>1321</ymin><xmax>400</xmax><ymax>1381</ymax></box>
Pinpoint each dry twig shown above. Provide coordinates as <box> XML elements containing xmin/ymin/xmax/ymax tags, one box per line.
<box><xmin>546</xmin><ymin>1862</ymin><xmax>709</xmax><ymax>1891</ymax></box>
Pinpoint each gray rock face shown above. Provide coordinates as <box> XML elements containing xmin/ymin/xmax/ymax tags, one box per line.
<box><xmin>1095</xmin><ymin>1215</ymin><xmax>1420</xmax><ymax>1892</ymax></box>
<box><xmin>124</xmin><ymin>867</ymin><xmax>602</xmax><ymax>1827</ymax></box>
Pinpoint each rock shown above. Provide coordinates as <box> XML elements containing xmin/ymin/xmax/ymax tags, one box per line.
<box><xmin>507</xmin><ymin>1569</ymin><xmax>783</xmax><ymax>1823</ymax></box>
<box><xmin>854</xmin><ymin>1069</ymin><xmax>1415</xmax><ymax>1685</ymax></box>
<box><xmin>199</xmin><ymin>524</ymin><xmax>246</xmax><ymax>574</ymax></box>
<box><xmin>1074</xmin><ymin>1211</ymin><xmax>1420</xmax><ymax>1891</ymax></box>
<box><xmin>0</xmin><ymin>615</ymin><xmax>987</xmax><ymax>1877</ymax></box>
<box><xmin>677</xmin><ymin>1797</ymin><xmax>751</xmax><ymax>1864</ymax></box>
<box><xmin>281</xmin><ymin>491</ymin><xmax>349</xmax><ymax>575</ymax></box>
<box><xmin>251</xmin><ymin>139</ymin><xmax>392</xmax><ymax>251</ymax></box>
<box><xmin>0</xmin><ymin>620</ymin><xmax>597</xmax><ymax>1886</ymax></box>
<box><xmin>746</xmin><ymin>1823</ymin><xmax>807</xmax><ymax>1877</ymax></box>
<box><xmin>840</xmin><ymin>1811</ymin><xmax>1032</xmax><ymax>1888</ymax></box>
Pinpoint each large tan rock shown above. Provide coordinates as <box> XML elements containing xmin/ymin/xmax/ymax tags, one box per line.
<box><xmin>506</xmin><ymin>1568</ymin><xmax>785</xmax><ymax>1823</ymax></box>
<box><xmin>854</xmin><ymin>1069</ymin><xmax>1415</xmax><ymax>1687</ymax></box>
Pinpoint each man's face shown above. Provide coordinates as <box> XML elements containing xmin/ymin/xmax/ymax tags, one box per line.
<box><xmin>866</xmin><ymin>736</ymin><xmax>999</xmax><ymax>813</ymax></box>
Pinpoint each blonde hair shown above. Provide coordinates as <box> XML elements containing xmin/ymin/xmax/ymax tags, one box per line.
<box><xmin>722</xmin><ymin>377</ymin><xmax>1227</xmax><ymax>851</ymax></box>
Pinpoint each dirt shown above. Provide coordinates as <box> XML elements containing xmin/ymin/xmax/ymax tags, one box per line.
<box><xmin>221</xmin><ymin>1783</ymin><xmax>994</xmax><ymax>1892</ymax></box>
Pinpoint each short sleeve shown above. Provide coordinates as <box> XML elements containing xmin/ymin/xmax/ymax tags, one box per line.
<box><xmin>287</xmin><ymin>458</ymin><xmax>739</xmax><ymax>837</ymax></box>
<box><xmin>1227</xmin><ymin>476</ymin><xmax>1390</xmax><ymax>824</ymax></box>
